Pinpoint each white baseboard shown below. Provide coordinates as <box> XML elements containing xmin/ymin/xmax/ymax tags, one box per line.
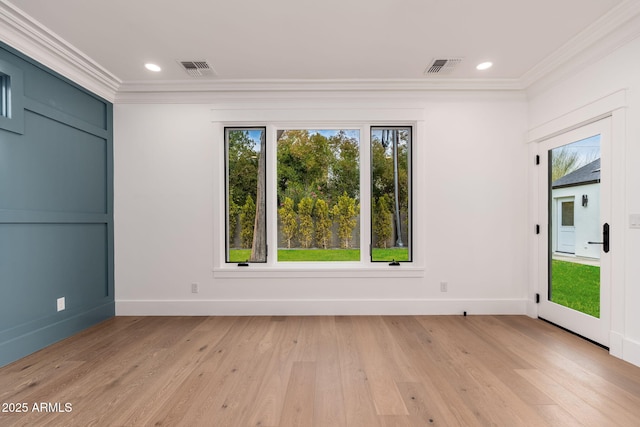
<box><xmin>609</xmin><ymin>331</ymin><xmax>624</xmax><ymax>359</ymax></box>
<box><xmin>526</xmin><ymin>299</ymin><xmax>538</xmax><ymax>318</ymax></box>
<box><xmin>623</xmin><ymin>336</ymin><xmax>640</xmax><ymax>368</ymax></box>
<box><xmin>116</xmin><ymin>298</ymin><xmax>528</xmax><ymax>316</ymax></box>
<box><xmin>608</xmin><ymin>332</ymin><xmax>640</xmax><ymax>368</ymax></box>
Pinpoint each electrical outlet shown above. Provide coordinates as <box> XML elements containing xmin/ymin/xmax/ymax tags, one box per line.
<box><xmin>57</xmin><ymin>297</ymin><xmax>65</xmax><ymax>312</ymax></box>
<box><xmin>191</xmin><ymin>283</ymin><xmax>199</xmax><ymax>293</ymax></box>
<box><xmin>440</xmin><ymin>282</ymin><xmax>448</xmax><ymax>292</ymax></box>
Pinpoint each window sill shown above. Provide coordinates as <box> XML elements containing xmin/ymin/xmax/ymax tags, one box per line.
<box><xmin>213</xmin><ymin>264</ymin><xmax>424</xmax><ymax>279</ymax></box>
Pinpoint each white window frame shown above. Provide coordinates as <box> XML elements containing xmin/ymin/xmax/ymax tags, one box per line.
<box><xmin>213</xmin><ymin>106</ymin><xmax>425</xmax><ymax>279</ymax></box>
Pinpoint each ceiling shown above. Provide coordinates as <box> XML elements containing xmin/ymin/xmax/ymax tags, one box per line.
<box><xmin>2</xmin><ymin>0</ymin><xmax>629</xmax><ymax>86</ymax></box>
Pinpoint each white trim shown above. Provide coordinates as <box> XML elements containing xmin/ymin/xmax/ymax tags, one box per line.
<box><xmin>610</xmin><ymin>331</ymin><xmax>624</xmax><ymax>358</ymax></box>
<box><xmin>115</xmin><ymin>78</ymin><xmax>523</xmax><ymax>101</ymax></box>
<box><xmin>623</xmin><ymin>337</ymin><xmax>640</xmax><ymax>367</ymax></box>
<box><xmin>0</xmin><ymin>1</ymin><xmax>120</xmax><ymax>101</ymax></box>
<box><xmin>212</xmin><ymin>267</ymin><xmax>424</xmax><ymax>279</ymax></box>
<box><xmin>212</xmin><ymin>106</ymin><xmax>426</xmax><ymax>123</ymax></box>
<box><xmin>116</xmin><ymin>298</ymin><xmax>528</xmax><ymax>316</ymax></box>
<box><xmin>522</xmin><ymin>0</ymin><xmax>640</xmax><ymax>91</ymax></box>
<box><xmin>527</xmin><ymin>89</ymin><xmax>627</xmax><ymax>143</ymax></box>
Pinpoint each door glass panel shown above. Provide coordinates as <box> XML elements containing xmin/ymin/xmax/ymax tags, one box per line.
<box><xmin>548</xmin><ymin>135</ymin><xmax>601</xmax><ymax>318</ymax></box>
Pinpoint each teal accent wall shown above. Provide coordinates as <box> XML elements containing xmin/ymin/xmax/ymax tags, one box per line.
<box><xmin>0</xmin><ymin>42</ymin><xmax>114</xmax><ymax>367</ymax></box>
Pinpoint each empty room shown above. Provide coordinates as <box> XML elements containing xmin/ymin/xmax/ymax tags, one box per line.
<box><xmin>2</xmin><ymin>0</ymin><xmax>640</xmax><ymax>425</ymax></box>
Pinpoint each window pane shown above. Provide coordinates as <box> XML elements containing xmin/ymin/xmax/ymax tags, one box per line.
<box><xmin>561</xmin><ymin>201</ymin><xmax>575</xmax><ymax>226</ymax></box>
<box><xmin>0</xmin><ymin>73</ymin><xmax>8</xmax><ymax>118</ymax></box>
<box><xmin>371</xmin><ymin>127</ymin><xmax>412</xmax><ymax>262</ymax></box>
<box><xmin>277</xmin><ymin>129</ymin><xmax>360</xmax><ymax>261</ymax></box>
<box><xmin>225</xmin><ymin>127</ymin><xmax>266</xmax><ymax>263</ymax></box>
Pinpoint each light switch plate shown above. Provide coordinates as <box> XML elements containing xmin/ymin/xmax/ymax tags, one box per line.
<box><xmin>57</xmin><ymin>297</ymin><xmax>65</xmax><ymax>311</ymax></box>
<box><xmin>631</xmin><ymin>214</ymin><xmax>640</xmax><ymax>229</ymax></box>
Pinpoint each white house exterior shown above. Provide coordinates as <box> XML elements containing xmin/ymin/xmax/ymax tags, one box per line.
<box><xmin>551</xmin><ymin>159</ymin><xmax>601</xmax><ymax>259</ymax></box>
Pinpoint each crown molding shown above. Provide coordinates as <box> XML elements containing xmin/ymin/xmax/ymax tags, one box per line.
<box><xmin>0</xmin><ymin>1</ymin><xmax>120</xmax><ymax>102</ymax></box>
<box><xmin>522</xmin><ymin>0</ymin><xmax>640</xmax><ymax>93</ymax></box>
<box><xmin>115</xmin><ymin>78</ymin><xmax>524</xmax><ymax>103</ymax></box>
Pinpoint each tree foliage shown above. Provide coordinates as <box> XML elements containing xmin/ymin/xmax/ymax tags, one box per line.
<box><xmin>551</xmin><ymin>147</ymin><xmax>581</xmax><ymax>182</ymax></box>
<box><xmin>332</xmin><ymin>192</ymin><xmax>359</xmax><ymax>249</ymax></box>
<box><xmin>313</xmin><ymin>198</ymin><xmax>332</xmax><ymax>249</ymax></box>
<box><xmin>278</xmin><ymin>197</ymin><xmax>298</xmax><ymax>249</ymax></box>
<box><xmin>228</xmin><ymin>192</ymin><xmax>240</xmax><ymax>245</ymax></box>
<box><xmin>373</xmin><ymin>195</ymin><xmax>393</xmax><ymax>248</ymax></box>
<box><xmin>277</xmin><ymin>130</ymin><xmax>359</xmax><ymax>206</ymax></box>
<box><xmin>228</xmin><ymin>130</ymin><xmax>259</xmax><ymax>207</ymax></box>
<box><xmin>297</xmin><ymin>197</ymin><xmax>315</xmax><ymax>248</ymax></box>
<box><xmin>240</xmin><ymin>195</ymin><xmax>256</xmax><ymax>249</ymax></box>
<box><xmin>371</xmin><ymin>130</ymin><xmax>409</xmax><ymax>209</ymax></box>
<box><xmin>327</xmin><ymin>131</ymin><xmax>360</xmax><ymax>201</ymax></box>
<box><xmin>277</xmin><ymin>130</ymin><xmax>331</xmax><ymax>206</ymax></box>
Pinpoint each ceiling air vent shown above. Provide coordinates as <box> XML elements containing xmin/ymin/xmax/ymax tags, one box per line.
<box><xmin>178</xmin><ymin>60</ymin><xmax>215</xmax><ymax>77</ymax></box>
<box><xmin>424</xmin><ymin>58</ymin><xmax>463</xmax><ymax>75</ymax></box>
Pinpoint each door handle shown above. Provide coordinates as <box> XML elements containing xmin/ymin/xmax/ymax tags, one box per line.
<box><xmin>588</xmin><ymin>223</ymin><xmax>609</xmax><ymax>253</ymax></box>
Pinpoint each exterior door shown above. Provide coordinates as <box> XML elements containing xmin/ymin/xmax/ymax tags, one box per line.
<box><xmin>556</xmin><ymin>197</ymin><xmax>576</xmax><ymax>254</ymax></box>
<box><xmin>538</xmin><ymin>118</ymin><xmax>611</xmax><ymax>346</ymax></box>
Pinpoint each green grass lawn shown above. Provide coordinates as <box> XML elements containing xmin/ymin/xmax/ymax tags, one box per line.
<box><xmin>228</xmin><ymin>247</ymin><xmax>409</xmax><ymax>262</ymax></box>
<box><xmin>279</xmin><ymin>249</ymin><xmax>360</xmax><ymax>261</ymax></box>
<box><xmin>371</xmin><ymin>247</ymin><xmax>410</xmax><ymax>262</ymax></box>
<box><xmin>551</xmin><ymin>259</ymin><xmax>600</xmax><ymax>318</ymax></box>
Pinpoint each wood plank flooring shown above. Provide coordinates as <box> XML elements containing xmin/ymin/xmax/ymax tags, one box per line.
<box><xmin>2</xmin><ymin>315</ymin><xmax>640</xmax><ymax>426</ymax></box>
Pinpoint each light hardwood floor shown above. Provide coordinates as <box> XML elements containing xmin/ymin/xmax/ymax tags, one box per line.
<box><xmin>2</xmin><ymin>315</ymin><xmax>640</xmax><ymax>426</ymax></box>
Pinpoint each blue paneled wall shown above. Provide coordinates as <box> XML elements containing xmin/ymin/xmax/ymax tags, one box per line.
<box><xmin>0</xmin><ymin>43</ymin><xmax>114</xmax><ymax>367</ymax></box>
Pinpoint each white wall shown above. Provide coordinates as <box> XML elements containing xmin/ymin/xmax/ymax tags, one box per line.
<box><xmin>114</xmin><ymin>93</ymin><xmax>529</xmax><ymax>316</ymax></box>
<box><xmin>552</xmin><ymin>183</ymin><xmax>601</xmax><ymax>259</ymax></box>
<box><xmin>528</xmin><ymin>34</ymin><xmax>640</xmax><ymax>366</ymax></box>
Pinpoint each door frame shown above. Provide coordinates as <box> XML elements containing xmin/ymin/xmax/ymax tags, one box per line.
<box><xmin>537</xmin><ymin>119</ymin><xmax>611</xmax><ymax>346</ymax></box>
<box><xmin>528</xmin><ymin>90</ymin><xmax>626</xmax><ymax>357</ymax></box>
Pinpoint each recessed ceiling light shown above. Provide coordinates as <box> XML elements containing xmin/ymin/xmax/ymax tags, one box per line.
<box><xmin>476</xmin><ymin>62</ymin><xmax>493</xmax><ymax>71</ymax></box>
<box><xmin>144</xmin><ymin>63</ymin><xmax>161</xmax><ymax>72</ymax></box>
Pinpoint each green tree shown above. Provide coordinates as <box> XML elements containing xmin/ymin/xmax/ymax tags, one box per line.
<box><xmin>551</xmin><ymin>147</ymin><xmax>581</xmax><ymax>182</ymax></box>
<box><xmin>332</xmin><ymin>192</ymin><xmax>359</xmax><ymax>249</ymax></box>
<box><xmin>240</xmin><ymin>195</ymin><xmax>256</xmax><ymax>249</ymax></box>
<box><xmin>251</xmin><ymin>131</ymin><xmax>267</xmax><ymax>262</ymax></box>
<box><xmin>278</xmin><ymin>197</ymin><xmax>298</xmax><ymax>249</ymax></box>
<box><xmin>228</xmin><ymin>193</ymin><xmax>240</xmax><ymax>246</ymax></box>
<box><xmin>328</xmin><ymin>131</ymin><xmax>360</xmax><ymax>202</ymax></box>
<box><xmin>373</xmin><ymin>195</ymin><xmax>393</xmax><ymax>248</ymax></box>
<box><xmin>314</xmin><ymin>198</ymin><xmax>332</xmax><ymax>249</ymax></box>
<box><xmin>371</xmin><ymin>137</ymin><xmax>394</xmax><ymax>200</ymax></box>
<box><xmin>298</xmin><ymin>197</ymin><xmax>315</xmax><ymax>248</ymax></box>
<box><xmin>228</xmin><ymin>130</ymin><xmax>259</xmax><ymax>207</ymax></box>
<box><xmin>277</xmin><ymin>130</ymin><xmax>331</xmax><ymax>206</ymax></box>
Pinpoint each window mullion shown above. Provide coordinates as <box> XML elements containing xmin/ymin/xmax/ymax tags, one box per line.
<box><xmin>360</xmin><ymin>124</ymin><xmax>372</xmax><ymax>265</ymax></box>
<box><xmin>267</xmin><ymin>124</ymin><xmax>279</xmax><ymax>266</ymax></box>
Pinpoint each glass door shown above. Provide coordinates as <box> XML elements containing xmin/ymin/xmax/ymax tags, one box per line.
<box><xmin>538</xmin><ymin>118</ymin><xmax>611</xmax><ymax>346</ymax></box>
